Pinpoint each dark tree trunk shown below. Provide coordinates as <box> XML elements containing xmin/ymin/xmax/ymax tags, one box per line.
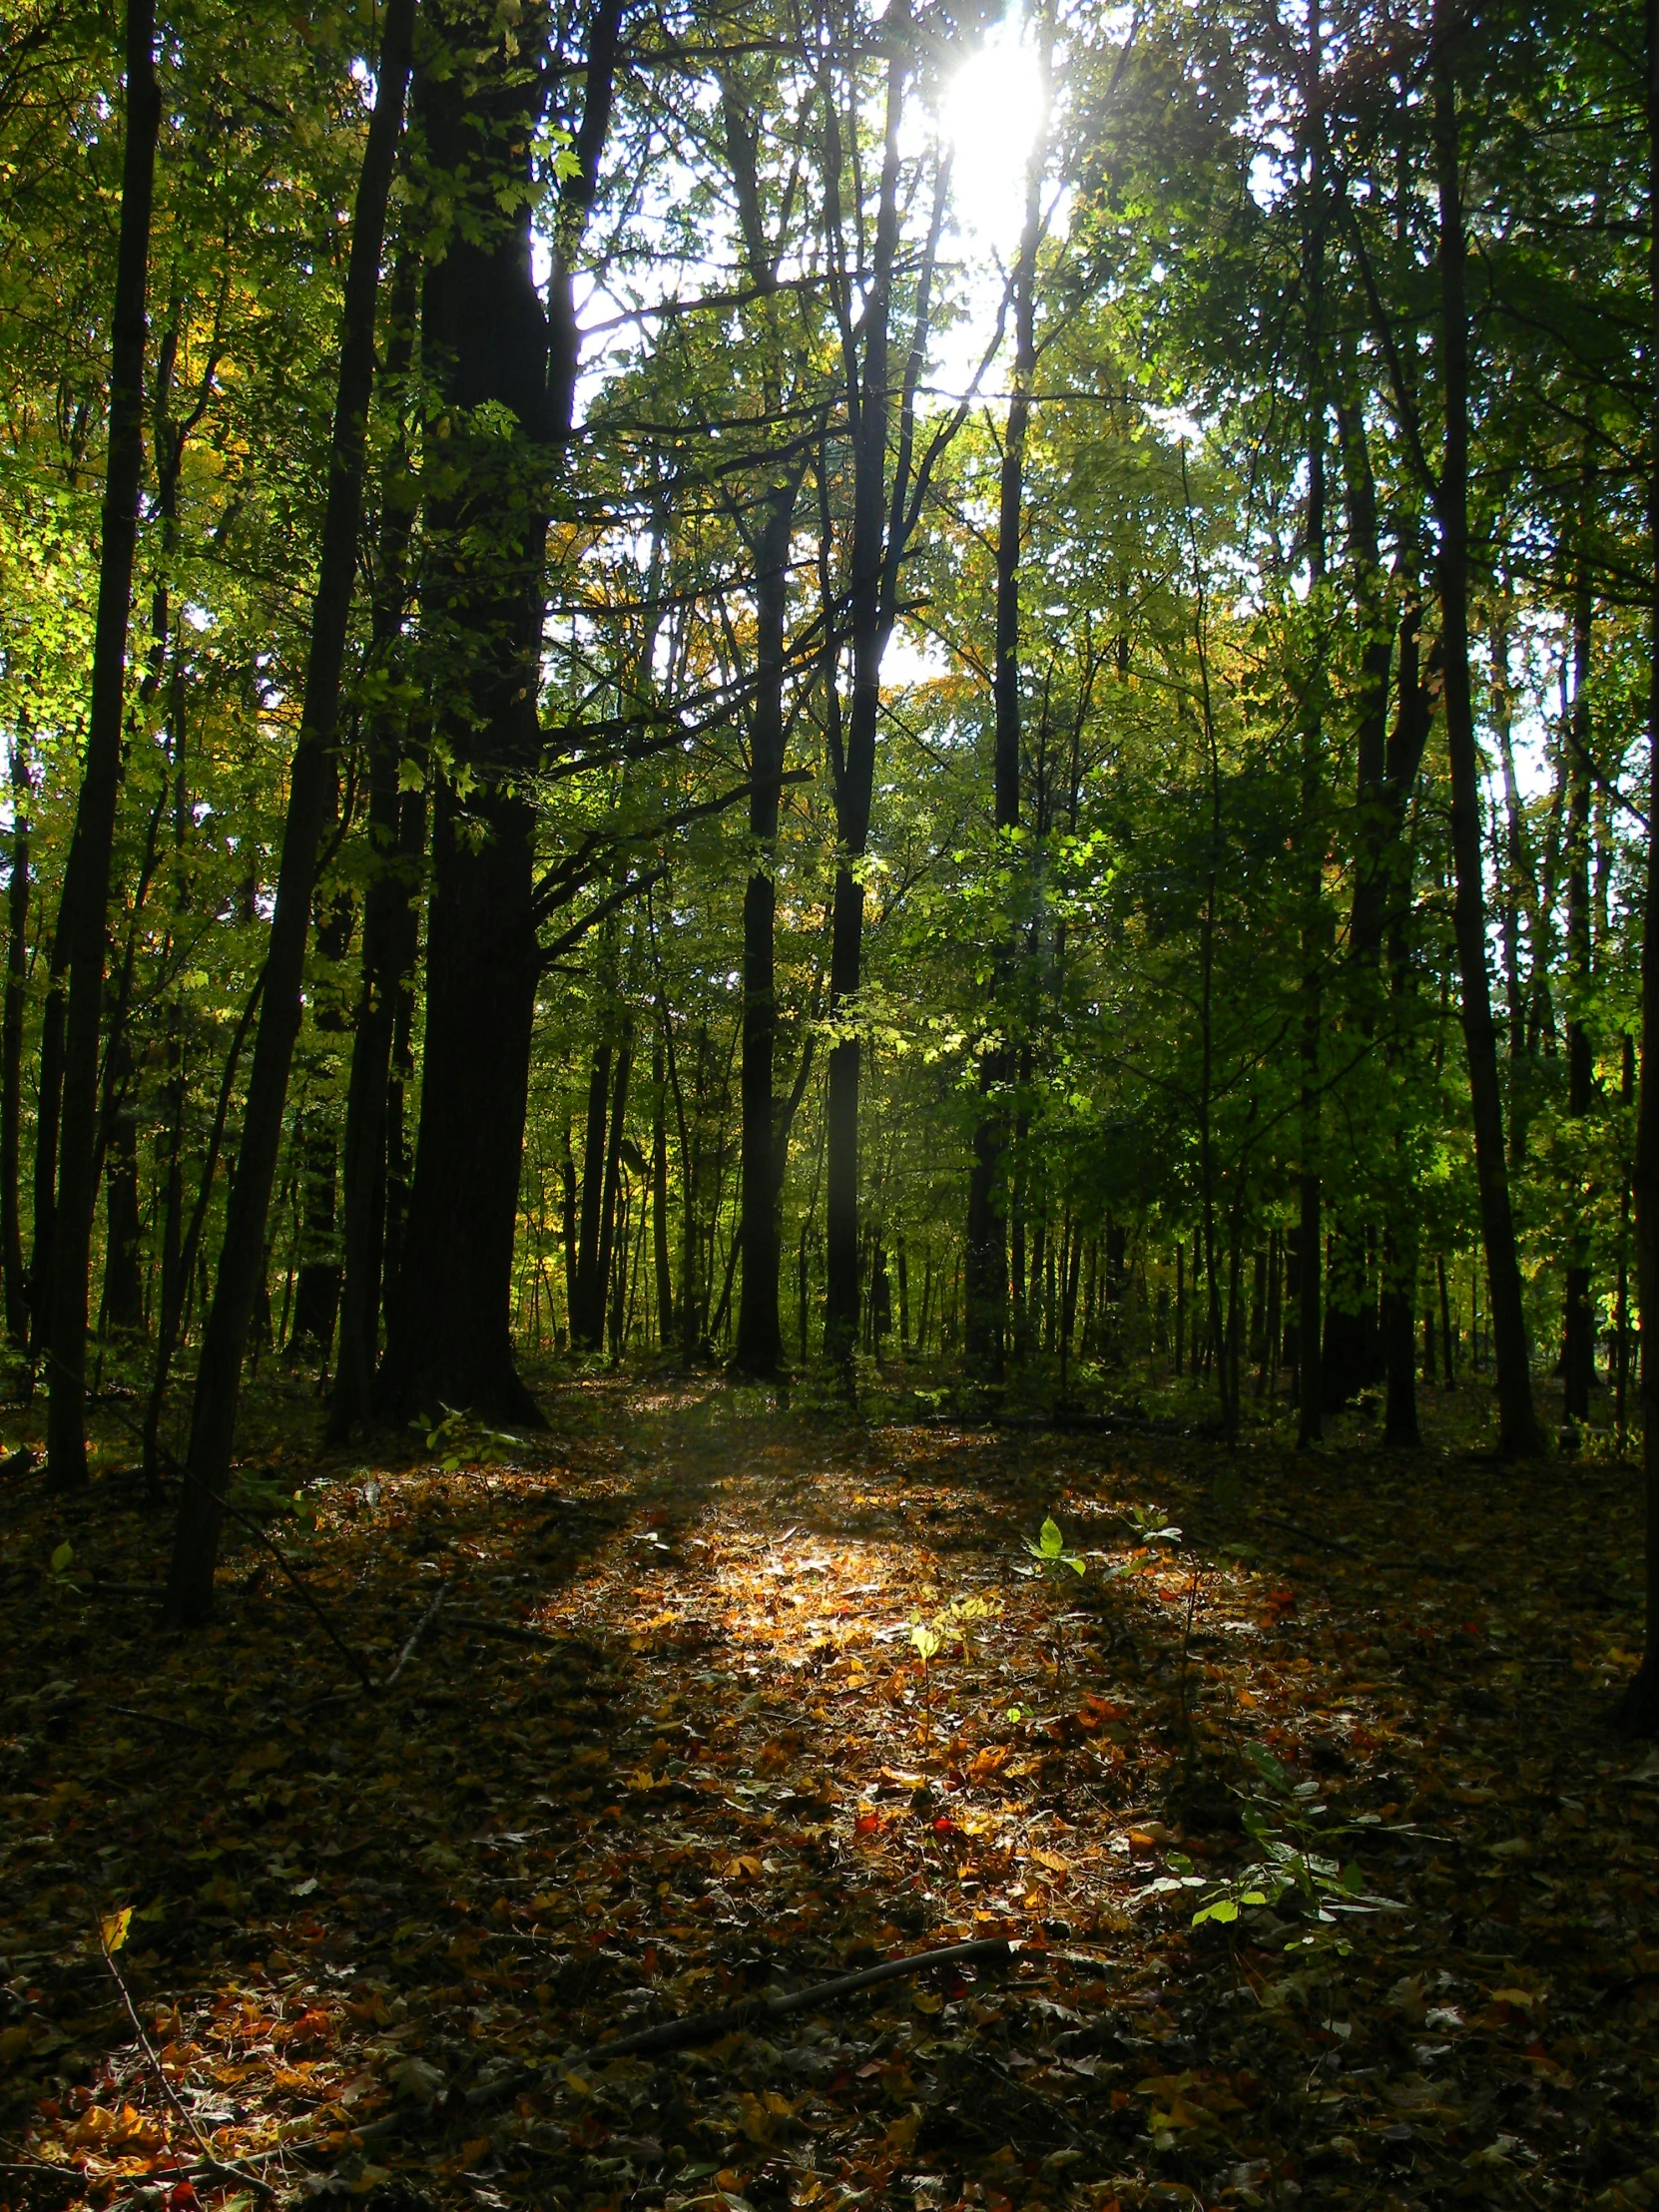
<box><xmin>735</xmin><ymin>478</ymin><xmax>800</xmax><ymax>1374</ymax></box>
<box><xmin>328</xmin><ymin>246</ymin><xmax>421</xmax><ymax>1439</ymax></box>
<box><xmin>3</xmin><ymin>747</ymin><xmax>30</xmax><ymax>1345</ymax></box>
<box><xmin>44</xmin><ymin>0</ymin><xmax>160</xmax><ymax>1486</ymax></box>
<box><xmin>102</xmin><ymin>1032</ymin><xmax>144</xmax><ymax>1334</ymax></box>
<box><xmin>572</xmin><ymin>1040</ymin><xmax>612</xmax><ymax>1351</ymax></box>
<box><xmin>1296</xmin><ymin>40</ymin><xmax>1326</xmax><ymax>1448</ymax></box>
<box><xmin>1616</xmin><ymin>0</ymin><xmax>1659</xmax><ymax>1730</ymax></box>
<box><xmin>652</xmin><ymin>1033</ymin><xmax>673</xmax><ymax>1347</ymax></box>
<box><xmin>964</xmin><ymin>54</ymin><xmax>1044</xmax><ymax>1381</ymax></box>
<box><xmin>594</xmin><ymin>1026</ymin><xmax>633</xmax><ymax>1361</ymax></box>
<box><xmin>377</xmin><ymin>0</ymin><xmax>624</xmax><ymax>1420</ymax></box>
<box><xmin>1562</xmin><ymin>499</ymin><xmax>1596</xmax><ymax>1425</ymax></box>
<box><xmin>162</xmin><ymin>0</ymin><xmax>415</xmax><ymax>1622</ymax></box>
<box><xmin>1431</xmin><ymin>43</ymin><xmax>1542</xmax><ymax>1459</ymax></box>
<box><xmin>285</xmin><ymin>1116</ymin><xmax>340</xmax><ymax>1363</ymax></box>
<box><xmin>824</xmin><ymin>7</ymin><xmax>946</xmax><ymax>1365</ymax></box>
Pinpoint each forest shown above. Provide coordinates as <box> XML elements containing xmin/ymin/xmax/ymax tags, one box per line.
<box><xmin>4</xmin><ymin>0</ymin><xmax>1659</xmax><ymax>2207</ymax></box>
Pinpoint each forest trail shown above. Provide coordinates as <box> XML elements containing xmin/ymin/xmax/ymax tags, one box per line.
<box><xmin>4</xmin><ymin>1380</ymin><xmax>1658</xmax><ymax>2212</ymax></box>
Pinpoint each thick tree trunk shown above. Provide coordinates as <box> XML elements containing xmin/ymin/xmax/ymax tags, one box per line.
<box><xmin>735</xmin><ymin>480</ymin><xmax>800</xmax><ymax>1375</ymax></box>
<box><xmin>162</xmin><ymin>0</ymin><xmax>416</xmax><ymax>1623</ymax></box>
<box><xmin>378</xmin><ymin>0</ymin><xmax>624</xmax><ymax>1417</ymax></box>
<box><xmin>43</xmin><ymin>0</ymin><xmax>160</xmax><ymax>1485</ymax></box>
<box><xmin>3</xmin><ymin>748</ymin><xmax>30</xmax><ymax>1346</ymax></box>
<box><xmin>1431</xmin><ymin>47</ymin><xmax>1542</xmax><ymax>1459</ymax></box>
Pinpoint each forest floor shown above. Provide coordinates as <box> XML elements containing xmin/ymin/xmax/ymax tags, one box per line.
<box><xmin>3</xmin><ymin>1366</ymin><xmax>1658</xmax><ymax>2212</ymax></box>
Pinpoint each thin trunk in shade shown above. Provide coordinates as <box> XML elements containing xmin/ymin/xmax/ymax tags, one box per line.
<box><xmin>43</xmin><ymin>0</ymin><xmax>160</xmax><ymax>1486</ymax></box>
<box><xmin>2</xmin><ymin>745</ymin><xmax>30</xmax><ymax>1345</ymax></box>
<box><xmin>1616</xmin><ymin>0</ymin><xmax>1659</xmax><ymax>1732</ymax></box>
<box><xmin>1430</xmin><ymin>38</ymin><xmax>1542</xmax><ymax>1459</ymax></box>
<box><xmin>162</xmin><ymin>0</ymin><xmax>417</xmax><ymax>1624</ymax></box>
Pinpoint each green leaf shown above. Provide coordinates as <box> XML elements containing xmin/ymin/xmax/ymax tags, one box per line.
<box><xmin>1193</xmin><ymin>1898</ymin><xmax>1239</xmax><ymax>1927</ymax></box>
<box><xmin>50</xmin><ymin>1540</ymin><xmax>73</xmax><ymax>1575</ymax></box>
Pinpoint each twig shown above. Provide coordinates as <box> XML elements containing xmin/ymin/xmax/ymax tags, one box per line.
<box><xmin>98</xmin><ymin>1925</ymin><xmax>275</xmax><ymax>2196</ymax></box>
<box><xmin>106</xmin><ymin>1704</ymin><xmax>219</xmax><ymax>1744</ymax></box>
<box><xmin>569</xmin><ymin>1936</ymin><xmax>1017</xmax><ymax>2064</ymax></box>
<box><xmin>384</xmin><ymin>1581</ymin><xmax>448</xmax><ymax>1687</ymax></box>
<box><xmin>446</xmin><ymin>1611</ymin><xmax>566</xmax><ymax>1651</ymax></box>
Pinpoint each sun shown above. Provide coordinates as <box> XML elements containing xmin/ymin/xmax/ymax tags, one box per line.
<box><xmin>940</xmin><ymin>20</ymin><xmax>1050</xmax><ymax>248</ymax></box>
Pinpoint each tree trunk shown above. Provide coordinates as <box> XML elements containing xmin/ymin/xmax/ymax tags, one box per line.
<box><xmin>735</xmin><ymin>478</ymin><xmax>800</xmax><ymax>1374</ymax></box>
<box><xmin>162</xmin><ymin>0</ymin><xmax>415</xmax><ymax>1623</ymax></box>
<box><xmin>101</xmin><ymin>1031</ymin><xmax>144</xmax><ymax>1334</ymax></box>
<box><xmin>1431</xmin><ymin>42</ymin><xmax>1542</xmax><ymax>1459</ymax></box>
<box><xmin>327</xmin><ymin>246</ymin><xmax>421</xmax><ymax>1439</ymax></box>
<box><xmin>964</xmin><ymin>47</ymin><xmax>1045</xmax><ymax>1381</ymax></box>
<box><xmin>652</xmin><ymin>1031</ymin><xmax>673</xmax><ymax>1347</ymax></box>
<box><xmin>572</xmin><ymin>1040</ymin><xmax>612</xmax><ymax>1351</ymax></box>
<box><xmin>1616</xmin><ymin>0</ymin><xmax>1659</xmax><ymax>1730</ymax></box>
<box><xmin>2</xmin><ymin>745</ymin><xmax>31</xmax><ymax>1345</ymax></box>
<box><xmin>377</xmin><ymin>0</ymin><xmax>624</xmax><ymax>1420</ymax></box>
<box><xmin>824</xmin><ymin>5</ymin><xmax>943</xmax><ymax>1366</ymax></box>
<box><xmin>43</xmin><ymin>0</ymin><xmax>161</xmax><ymax>1486</ymax></box>
<box><xmin>1562</xmin><ymin>493</ymin><xmax>1596</xmax><ymax>1425</ymax></box>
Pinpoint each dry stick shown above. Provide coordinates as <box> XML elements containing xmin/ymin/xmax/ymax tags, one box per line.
<box><xmin>445</xmin><ymin>1610</ymin><xmax>568</xmax><ymax>1650</ymax></box>
<box><xmin>383</xmin><ymin>1579</ymin><xmax>448</xmax><ymax>1687</ymax></box>
<box><xmin>98</xmin><ymin>1928</ymin><xmax>275</xmax><ymax>2197</ymax></box>
<box><xmin>106</xmin><ymin>1702</ymin><xmax>218</xmax><ymax>1743</ymax></box>
<box><xmin>568</xmin><ymin>1936</ymin><xmax>1016</xmax><ymax>2065</ymax></box>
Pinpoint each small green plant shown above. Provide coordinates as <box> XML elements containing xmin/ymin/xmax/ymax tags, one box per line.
<box><xmin>227</xmin><ymin>1471</ymin><xmax>319</xmax><ymax>1530</ymax></box>
<box><xmin>1023</xmin><ymin>1515</ymin><xmax>1086</xmax><ymax>1577</ymax></box>
<box><xmin>416</xmin><ymin>1404</ymin><xmax>524</xmax><ymax>1472</ymax></box>
<box><xmin>1188</xmin><ymin>1742</ymin><xmax>1400</xmax><ymax>1945</ymax></box>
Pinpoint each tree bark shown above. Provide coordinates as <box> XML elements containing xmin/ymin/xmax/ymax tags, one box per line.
<box><xmin>2</xmin><ymin>744</ymin><xmax>31</xmax><ymax>1345</ymax></box>
<box><xmin>735</xmin><ymin>479</ymin><xmax>800</xmax><ymax>1375</ymax></box>
<box><xmin>1616</xmin><ymin>0</ymin><xmax>1659</xmax><ymax>1730</ymax></box>
<box><xmin>1430</xmin><ymin>43</ymin><xmax>1542</xmax><ymax>1459</ymax></box>
<box><xmin>162</xmin><ymin>0</ymin><xmax>416</xmax><ymax>1622</ymax></box>
<box><xmin>327</xmin><ymin>245</ymin><xmax>422</xmax><ymax>1439</ymax></box>
<box><xmin>1562</xmin><ymin>491</ymin><xmax>1596</xmax><ymax>1425</ymax></box>
<box><xmin>43</xmin><ymin>0</ymin><xmax>160</xmax><ymax>1485</ymax></box>
<box><xmin>964</xmin><ymin>44</ymin><xmax>1045</xmax><ymax>1382</ymax></box>
<box><xmin>378</xmin><ymin>0</ymin><xmax>624</xmax><ymax>1418</ymax></box>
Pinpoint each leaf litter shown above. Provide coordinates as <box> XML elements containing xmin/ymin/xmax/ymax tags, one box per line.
<box><xmin>2</xmin><ymin>1373</ymin><xmax>1658</xmax><ymax>2212</ymax></box>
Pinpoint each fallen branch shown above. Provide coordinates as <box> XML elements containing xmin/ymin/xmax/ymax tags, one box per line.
<box><xmin>98</xmin><ymin>1921</ymin><xmax>275</xmax><ymax>2196</ymax></box>
<box><xmin>106</xmin><ymin>1703</ymin><xmax>219</xmax><ymax>1744</ymax></box>
<box><xmin>568</xmin><ymin>1936</ymin><xmax>1017</xmax><ymax>2065</ymax></box>
<box><xmin>446</xmin><ymin>1611</ymin><xmax>566</xmax><ymax>1650</ymax></box>
<box><xmin>384</xmin><ymin>1582</ymin><xmax>449</xmax><ymax>1687</ymax></box>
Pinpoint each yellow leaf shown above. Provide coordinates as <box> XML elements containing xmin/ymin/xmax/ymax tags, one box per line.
<box><xmin>100</xmin><ymin>1906</ymin><xmax>133</xmax><ymax>1954</ymax></box>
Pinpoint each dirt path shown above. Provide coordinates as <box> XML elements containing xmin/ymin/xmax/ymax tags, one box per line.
<box><xmin>3</xmin><ymin>1379</ymin><xmax>1657</xmax><ymax>2212</ymax></box>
